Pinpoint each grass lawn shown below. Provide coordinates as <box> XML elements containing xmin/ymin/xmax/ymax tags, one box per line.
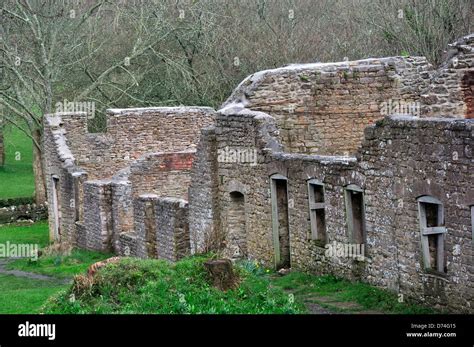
<box><xmin>0</xmin><ymin>274</ymin><xmax>67</xmax><ymax>314</ymax></box>
<box><xmin>0</xmin><ymin>125</ymin><xmax>35</xmax><ymax>199</ymax></box>
<box><xmin>0</xmin><ymin>222</ymin><xmax>112</xmax><ymax>314</ymax></box>
<box><xmin>0</xmin><ymin>221</ymin><xmax>50</xmax><ymax>247</ymax></box>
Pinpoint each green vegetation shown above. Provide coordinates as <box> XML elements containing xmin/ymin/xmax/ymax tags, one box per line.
<box><xmin>0</xmin><ymin>274</ymin><xmax>67</xmax><ymax>314</ymax></box>
<box><xmin>0</xmin><ymin>222</ymin><xmax>436</xmax><ymax>314</ymax></box>
<box><xmin>43</xmin><ymin>256</ymin><xmax>303</xmax><ymax>314</ymax></box>
<box><xmin>0</xmin><ymin>222</ymin><xmax>111</xmax><ymax>314</ymax></box>
<box><xmin>271</xmin><ymin>272</ymin><xmax>436</xmax><ymax>314</ymax></box>
<box><xmin>0</xmin><ymin>221</ymin><xmax>49</xmax><ymax>247</ymax></box>
<box><xmin>0</xmin><ymin>125</ymin><xmax>34</xmax><ymax>199</ymax></box>
<box><xmin>6</xmin><ymin>249</ymin><xmax>113</xmax><ymax>279</ymax></box>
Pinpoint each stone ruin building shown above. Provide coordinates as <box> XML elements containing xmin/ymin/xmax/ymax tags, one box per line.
<box><xmin>44</xmin><ymin>35</ymin><xmax>474</xmax><ymax>312</ymax></box>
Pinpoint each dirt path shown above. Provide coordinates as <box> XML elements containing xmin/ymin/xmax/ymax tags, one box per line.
<box><xmin>0</xmin><ymin>259</ymin><xmax>71</xmax><ymax>284</ymax></box>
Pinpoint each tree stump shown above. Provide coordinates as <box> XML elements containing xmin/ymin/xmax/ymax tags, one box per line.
<box><xmin>204</xmin><ymin>259</ymin><xmax>238</xmax><ymax>291</ymax></box>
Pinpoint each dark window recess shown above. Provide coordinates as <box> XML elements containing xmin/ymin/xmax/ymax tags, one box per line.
<box><xmin>271</xmin><ymin>175</ymin><xmax>291</xmax><ymax>270</ymax></box>
<box><xmin>228</xmin><ymin>191</ymin><xmax>247</xmax><ymax>258</ymax></box>
<box><xmin>308</xmin><ymin>181</ymin><xmax>326</xmax><ymax>243</ymax></box>
<box><xmin>350</xmin><ymin>191</ymin><xmax>364</xmax><ymax>244</ymax></box>
<box><xmin>418</xmin><ymin>196</ymin><xmax>447</xmax><ymax>274</ymax></box>
<box><xmin>345</xmin><ymin>186</ymin><xmax>366</xmax><ymax>245</ymax></box>
<box><xmin>276</xmin><ymin>180</ymin><xmax>290</xmax><ymax>269</ymax></box>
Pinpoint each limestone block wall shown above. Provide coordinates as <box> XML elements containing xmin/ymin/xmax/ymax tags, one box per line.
<box><xmin>43</xmin><ymin>114</ymin><xmax>88</xmax><ymax>245</ymax></box>
<box><xmin>0</xmin><ymin>204</ymin><xmax>48</xmax><ymax>224</ymax></box>
<box><xmin>54</xmin><ymin>107</ymin><xmax>215</xmax><ymax>180</ymax></box>
<box><xmin>421</xmin><ymin>34</ymin><xmax>474</xmax><ymax>118</ymax></box>
<box><xmin>83</xmin><ymin>180</ymin><xmax>113</xmax><ymax>252</ymax></box>
<box><xmin>359</xmin><ymin>117</ymin><xmax>473</xmax><ymax>311</ymax></box>
<box><xmin>130</xmin><ymin>151</ymin><xmax>195</xmax><ymax>200</ymax></box>
<box><xmin>44</xmin><ymin>107</ymin><xmax>216</xmax><ymax>255</ymax></box>
<box><xmin>222</xmin><ymin>57</ymin><xmax>432</xmax><ymax>156</ymax></box>
<box><xmin>133</xmin><ymin>194</ymin><xmax>189</xmax><ymax>261</ymax></box>
<box><xmin>189</xmin><ymin>128</ymin><xmax>219</xmax><ymax>254</ymax></box>
<box><xmin>117</xmin><ymin>232</ymin><xmax>137</xmax><ymax>257</ymax></box>
<box><xmin>195</xmin><ymin>107</ymin><xmax>474</xmax><ymax>312</ymax></box>
<box><xmin>155</xmin><ymin>197</ymin><xmax>190</xmax><ymax>262</ymax></box>
<box><xmin>110</xmin><ymin>180</ymin><xmax>133</xmax><ymax>247</ymax></box>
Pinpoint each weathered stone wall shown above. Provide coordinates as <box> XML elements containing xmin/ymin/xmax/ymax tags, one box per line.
<box><xmin>60</xmin><ymin>107</ymin><xmax>215</xmax><ymax>180</ymax></box>
<box><xmin>155</xmin><ymin>197</ymin><xmax>190</xmax><ymax>262</ymax></box>
<box><xmin>421</xmin><ymin>34</ymin><xmax>474</xmax><ymax>118</ymax></box>
<box><xmin>44</xmin><ymin>107</ymin><xmax>215</xmax><ymax>254</ymax></box>
<box><xmin>133</xmin><ymin>194</ymin><xmax>189</xmax><ymax>261</ymax></box>
<box><xmin>83</xmin><ymin>180</ymin><xmax>113</xmax><ymax>252</ymax></box>
<box><xmin>110</xmin><ymin>179</ymin><xmax>133</xmax><ymax>249</ymax></box>
<box><xmin>200</xmin><ymin>108</ymin><xmax>473</xmax><ymax>312</ymax></box>
<box><xmin>189</xmin><ymin>128</ymin><xmax>219</xmax><ymax>254</ymax></box>
<box><xmin>43</xmin><ymin>113</ymin><xmax>88</xmax><ymax>245</ymax></box>
<box><xmin>0</xmin><ymin>204</ymin><xmax>48</xmax><ymax>224</ymax></box>
<box><xmin>117</xmin><ymin>232</ymin><xmax>137</xmax><ymax>257</ymax></box>
<box><xmin>222</xmin><ymin>57</ymin><xmax>432</xmax><ymax>156</ymax></box>
<box><xmin>360</xmin><ymin>116</ymin><xmax>473</xmax><ymax>311</ymax></box>
<box><xmin>130</xmin><ymin>151</ymin><xmax>195</xmax><ymax>200</ymax></box>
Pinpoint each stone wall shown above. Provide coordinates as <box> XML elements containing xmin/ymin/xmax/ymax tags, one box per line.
<box><xmin>0</xmin><ymin>204</ymin><xmax>48</xmax><ymax>224</ymax></box>
<box><xmin>43</xmin><ymin>113</ymin><xmax>88</xmax><ymax>244</ymax></box>
<box><xmin>44</xmin><ymin>107</ymin><xmax>214</xmax><ymax>255</ymax></box>
<box><xmin>52</xmin><ymin>107</ymin><xmax>215</xmax><ymax>180</ymax></box>
<box><xmin>83</xmin><ymin>180</ymin><xmax>113</xmax><ymax>252</ymax></box>
<box><xmin>222</xmin><ymin>57</ymin><xmax>432</xmax><ymax>156</ymax></box>
<box><xmin>189</xmin><ymin>128</ymin><xmax>219</xmax><ymax>253</ymax></box>
<box><xmin>195</xmin><ymin>107</ymin><xmax>473</xmax><ymax>312</ymax></box>
<box><xmin>421</xmin><ymin>34</ymin><xmax>474</xmax><ymax>118</ymax></box>
<box><xmin>130</xmin><ymin>151</ymin><xmax>195</xmax><ymax>200</ymax></box>
<box><xmin>134</xmin><ymin>194</ymin><xmax>189</xmax><ymax>261</ymax></box>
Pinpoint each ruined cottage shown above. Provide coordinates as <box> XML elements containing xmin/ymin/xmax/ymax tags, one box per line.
<box><xmin>44</xmin><ymin>35</ymin><xmax>474</xmax><ymax>312</ymax></box>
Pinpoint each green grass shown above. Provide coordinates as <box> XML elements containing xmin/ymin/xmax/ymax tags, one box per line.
<box><xmin>0</xmin><ymin>221</ymin><xmax>112</xmax><ymax>313</ymax></box>
<box><xmin>6</xmin><ymin>249</ymin><xmax>113</xmax><ymax>279</ymax></box>
<box><xmin>43</xmin><ymin>256</ymin><xmax>304</xmax><ymax>314</ymax></box>
<box><xmin>0</xmin><ymin>221</ymin><xmax>50</xmax><ymax>247</ymax></box>
<box><xmin>271</xmin><ymin>272</ymin><xmax>436</xmax><ymax>314</ymax></box>
<box><xmin>0</xmin><ymin>125</ymin><xmax>35</xmax><ymax>199</ymax></box>
<box><xmin>0</xmin><ymin>274</ymin><xmax>67</xmax><ymax>314</ymax></box>
<box><xmin>0</xmin><ymin>222</ymin><xmax>438</xmax><ymax>314</ymax></box>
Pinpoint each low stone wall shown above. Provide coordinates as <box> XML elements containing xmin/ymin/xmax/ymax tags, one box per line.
<box><xmin>134</xmin><ymin>194</ymin><xmax>189</xmax><ymax>261</ymax></box>
<box><xmin>117</xmin><ymin>232</ymin><xmax>138</xmax><ymax>257</ymax></box>
<box><xmin>0</xmin><ymin>204</ymin><xmax>48</xmax><ymax>224</ymax></box>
